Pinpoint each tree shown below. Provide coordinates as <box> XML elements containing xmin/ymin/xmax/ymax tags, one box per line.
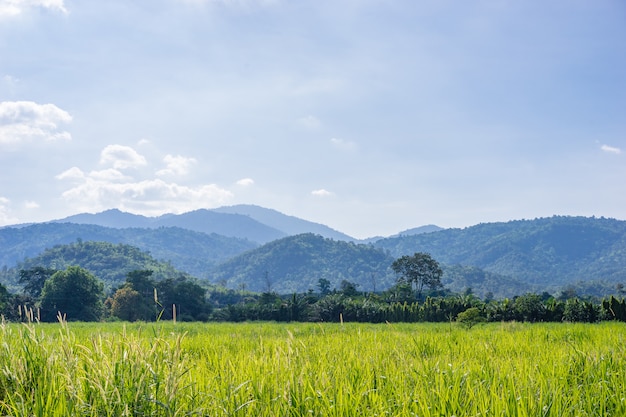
<box><xmin>0</xmin><ymin>282</ymin><xmax>11</xmax><ymax>318</ymax></box>
<box><xmin>156</xmin><ymin>277</ymin><xmax>210</xmax><ymax>321</ymax></box>
<box><xmin>109</xmin><ymin>287</ymin><xmax>152</xmax><ymax>322</ymax></box>
<box><xmin>39</xmin><ymin>266</ymin><xmax>104</xmax><ymax>321</ymax></box>
<box><xmin>513</xmin><ymin>293</ymin><xmax>546</xmax><ymax>322</ymax></box>
<box><xmin>391</xmin><ymin>253</ymin><xmax>443</xmax><ymax>300</ymax></box>
<box><xmin>19</xmin><ymin>267</ymin><xmax>57</xmax><ymax>298</ymax></box>
<box><xmin>339</xmin><ymin>280</ymin><xmax>359</xmax><ymax>297</ymax></box>
<box><xmin>317</xmin><ymin>278</ymin><xmax>331</xmax><ymax>296</ymax></box>
<box><xmin>457</xmin><ymin>307</ymin><xmax>485</xmax><ymax>329</ymax></box>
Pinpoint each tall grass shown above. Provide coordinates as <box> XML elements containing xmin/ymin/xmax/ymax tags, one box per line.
<box><xmin>0</xmin><ymin>320</ymin><xmax>625</xmax><ymax>416</ymax></box>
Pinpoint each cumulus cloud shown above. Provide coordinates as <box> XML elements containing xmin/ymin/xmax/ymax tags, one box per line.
<box><xmin>99</xmin><ymin>145</ymin><xmax>147</xmax><ymax>170</ymax></box>
<box><xmin>236</xmin><ymin>178</ymin><xmax>255</xmax><ymax>186</ymax></box>
<box><xmin>24</xmin><ymin>200</ymin><xmax>39</xmax><ymax>209</ymax></box>
<box><xmin>59</xmin><ymin>177</ymin><xmax>233</xmax><ymax>216</ymax></box>
<box><xmin>0</xmin><ymin>101</ymin><xmax>72</xmax><ymax>145</ymax></box>
<box><xmin>156</xmin><ymin>154</ymin><xmax>197</xmax><ymax>177</ymax></box>
<box><xmin>55</xmin><ymin>166</ymin><xmax>85</xmax><ymax>181</ymax></box>
<box><xmin>88</xmin><ymin>168</ymin><xmax>131</xmax><ymax>182</ymax></box>
<box><xmin>601</xmin><ymin>144</ymin><xmax>622</xmax><ymax>155</ymax></box>
<box><xmin>330</xmin><ymin>137</ymin><xmax>357</xmax><ymax>151</ymax></box>
<box><xmin>0</xmin><ymin>196</ymin><xmax>17</xmax><ymax>226</ymax></box>
<box><xmin>57</xmin><ymin>145</ymin><xmax>233</xmax><ymax>215</ymax></box>
<box><xmin>311</xmin><ymin>188</ymin><xmax>333</xmax><ymax>197</ymax></box>
<box><xmin>0</xmin><ymin>0</ymin><xmax>67</xmax><ymax>18</ymax></box>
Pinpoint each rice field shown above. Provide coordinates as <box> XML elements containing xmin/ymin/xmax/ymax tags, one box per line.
<box><xmin>0</xmin><ymin>320</ymin><xmax>625</xmax><ymax>416</ymax></box>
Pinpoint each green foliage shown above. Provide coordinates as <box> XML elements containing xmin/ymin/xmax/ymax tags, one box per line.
<box><xmin>391</xmin><ymin>252</ymin><xmax>443</xmax><ymax>300</ymax></box>
<box><xmin>109</xmin><ymin>287</ymin><xmax>151</xmax><ymax>322</ymax></box>
<box><xmin>377</xmin><ymin>216</ymin><xmax>626</xmax><ymax>295</ymax></box>
<box><xmin>210</xmin><ymin>233</ymin><xmax>396</xmax><ymax>293</ymax></box>
<box><xmin>456</xmin><ymin>307</ymin><xmax>485</xmax><ymax>328</ymax></box>
<box><xmin>18</xmin><ymin>267</ymin><xmax>57</xmax><ymax>298</ymax></box>
<box><xmin>1</xmin><ymin>321</ymin><xmax>626</xmax><ymax>416</ymax></box>
<box><xmin>0</xmin><ymin>223</ymin><xmax>256</xmax><ymax>281</ymax></box>
<box><xmin>154</xmin><ymin>277</ymin><xmax>211</xmax><ymax>321</ymax></box>
<box><xmin>17</xmin><ymin>241</ymin><xmax>193</xmax><ymax>291</ymax></box>
<box><xmin>39</xmin><ymin>266</ymin><xmax>105</xmax><ymax>321</ymax></box>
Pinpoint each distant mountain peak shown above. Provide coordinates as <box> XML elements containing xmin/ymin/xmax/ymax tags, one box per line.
<box><xmin>393</xmin><ymin>224</ymin><xmax>444</xmax><ymax>237</ymax></box>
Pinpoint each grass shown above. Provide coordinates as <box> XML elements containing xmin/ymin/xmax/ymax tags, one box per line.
<box><xmin>0</xmin><ymin>320</ymin><xmax>625</xmax><ymax>416</ymax></box>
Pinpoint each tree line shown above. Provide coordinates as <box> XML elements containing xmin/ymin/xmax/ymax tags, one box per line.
<box><xmin>2</xmin><ymin>252</ymin><xmax>626</xmax><ymax>324</ymax></box>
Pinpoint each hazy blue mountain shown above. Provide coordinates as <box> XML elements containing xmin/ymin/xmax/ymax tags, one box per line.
<box><xmin>5</xmin><ymin>209</ymin><xmax>626</xmax><ymax>298</ymax></box>
<box><xmin>54</xmin><ymin>208</ymin><xmax>286</xmax><ymax>243</ymax></box>
<box><xmin>212</xmin><ymin>204</ymin><xmax>356</xmax><ymax>241</ymax></box>
<box><xmin>0</xmin><ymin>223</ymin><xmax>256</xmax><ymax>278</ymax></box>
<box><xmin>391</xmin><ymin>224</ymin><xmax>444</xmax><ymax>237</ymax></box>
<box><xmin>53</xmin><ymin>209</ymin><xmax>154</xmax><ymax>228</ymax></box>
<box><xmin>375</xmin><ymin>216</ymin><xmax>626</xmax><ymax>289</ymax></box>
<box><xmin>154</xmin><ymin>209</ymin><xmax>286</xmax><ymax>243</ymax></box>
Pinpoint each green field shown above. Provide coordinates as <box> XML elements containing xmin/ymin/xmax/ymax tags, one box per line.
<box><xmin>1</xmin><ymin>320</ymin><xmax>625</xmax><ymax>416</ymax></box>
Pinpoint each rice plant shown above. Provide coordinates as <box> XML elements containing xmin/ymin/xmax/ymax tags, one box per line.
<box><xmin>0</xmin><ymin>320</ymin><xmax>625</xmax><ymax>416</ymax></box>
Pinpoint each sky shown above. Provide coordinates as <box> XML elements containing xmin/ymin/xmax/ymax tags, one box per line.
<box><xmin>0</xmin><ymin>0</ymin><xmax>625</xmax><ymax>239</ymax></box>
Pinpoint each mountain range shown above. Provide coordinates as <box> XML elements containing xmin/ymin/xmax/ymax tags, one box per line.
<box><xmin>52</xmin><ymin>205</ymin><xmax>354</xmax><ymax>243</ymax></box>
<box><xmin>1</xmin><ymin>206</ymin><xmax>625</xmax><ymax>299</ymax></box>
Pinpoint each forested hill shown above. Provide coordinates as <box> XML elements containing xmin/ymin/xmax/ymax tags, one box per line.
<box><xmin>375</xmin><ymin>216</ymin><xmax>626</xmax><ymax>290</ymax></box>
<box><xmin>209</xmin><ymin>233</ymin><xmax>397</xmax><ymax>294</ymax></box>
<box><xmin>0</xmin><ymin>223</ymin><xmax>256</xmax><ymax>278</ymax></box>
<box><xmin>10</xmin><ymin>241</ymin><xmax>193</xmax><ymax>291</ymax></box>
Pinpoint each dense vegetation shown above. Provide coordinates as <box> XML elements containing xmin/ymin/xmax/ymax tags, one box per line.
<box><xmin>3</xmin><ymin>215</ymin><xmax>626</xmax><ymax>298</ymax></box>
<box><xmin>210</xmin><ymin>233</ymin><xmax>396</xmax><ymax>293</ymax></box>
<box><xmin>376</xmin><ymin>215</ymin><xmax>626</xmax><ymax>294</ymax></box>
<box><xmin>1</xmin><ymin>321</ymin><xmax>625</xmax><ymax>416</ymax></box>
<box><xmin>0</xmin><ymin>224</ymin><xmax>255</xmax><ymax>284</ymax></box>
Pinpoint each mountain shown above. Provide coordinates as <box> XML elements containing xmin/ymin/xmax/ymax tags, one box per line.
<box><xmin>154</xmin><ymin>209</ymin><xmax>285</xmax><ymax>243</ymax></box>
<box><xmin>14</xmin><ymin>240</ymin><xmax>193</xmax><ymax>291</ymax></box>
<box><xmin>206</xmin><ymin>233</ymin><xmax>530</xmax><ymax>298</ymax></box>
<box><xmin>54</xmin><ymin>209</ymin><xmax>154</xmax><ymax>228</ymax></box>
<box><xmin>209</xmin><ymin>233</ymin><xmax>396</xmax><ymax>294</ymax></box>
<box><xmin>374</xmin><ymin>216</ymin><xmax>626</xmax><ymax>292</ymax></box>
<box><xmin>392</xmin><ymin>225</ymin><xmax>444</xmax><ymax>237</ymax></box>
<box><xmin>4</xmin><ymin>209</ymin><xmax>626</xmax><ymax>298</ymax></box>
<box><xmin>54</xmin><ymin>208</ymin><xmax>286</xmax><ymax>244</ymax></box>
<box><xmin>0</xmin><ymin>223</ymin><xmax>256</xmax><ymax>278</ymax></box>
<box><xmin>212</xmin><ymin>204</ymin><xmax>356</xmax><ymax>241</ymax></box>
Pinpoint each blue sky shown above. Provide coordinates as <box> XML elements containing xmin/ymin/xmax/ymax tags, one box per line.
<box><xmin>0</xmin><ymin>0</ymin><xmax>624</xmax><ymax>239</ymax></box>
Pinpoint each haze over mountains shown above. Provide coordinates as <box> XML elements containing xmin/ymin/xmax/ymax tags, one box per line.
<box><xmin>1</xmin><ymin>205</ymin><xmax>625</xmax><ymax>299</ymax></box>
<box><xmin>52</xmin><ymin>205</ymin><xmax>356</xmax><ymax>243</ymax></box>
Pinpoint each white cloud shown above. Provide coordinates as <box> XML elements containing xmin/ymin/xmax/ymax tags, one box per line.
<box><xmin>0</xmin><ymin>196</ymin><xmax>17</xmax><ymax>226</ymax></box>
<box><xmin>311</xmin><ymin>188</ymin><xmax>333</xmax><ymax>197</ymax></box>
<box><xmin>99</xmin><ymin>145</ymin><xmax>147</xmax><ymax>170</ymax></box>
<box><xmin>24</xmin><ymin>200</ymin><xmax>39</xmax><ymax>209</ymax></box>
<box><xmin>156</xmin><ymin>154</ymin><xmax>197</xmax><ymax>177</ymax></box>
<box><xmin>601</xmin><ymin>144</ymin><xmax>622</xmax><ymax>155</ymax></box>
<box><xmin>0</xmin><ymin>0</ymin><xmax>68</xmax><ymax>18</ymax></box>
<box><xmin>236</xmin><ymin>178</ymin><xmax>255</xmax><ymax>186</ymax></box>
<box><xmin>88</xmin><ymin>168</ymin><xmax>130</xmax><ymax>182</ymax></box>
<box><xmin>55</xmin><ymin>166</ymin><xmax>85</xmax><ymax>180</ymax></box>
<box><xmin>330</xmin><ymin>137</ymin><xmax>357</xmax><ymax>152</ymax></box>
<box><xmin>0</xmin><ymin>101</ymin><xmax>72</xmax><ymax>145</ymax></box>
<box><xmin>59</xmin><ymin>177</ymin><xmax>233</xmax><ymax>216</ymax></box>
